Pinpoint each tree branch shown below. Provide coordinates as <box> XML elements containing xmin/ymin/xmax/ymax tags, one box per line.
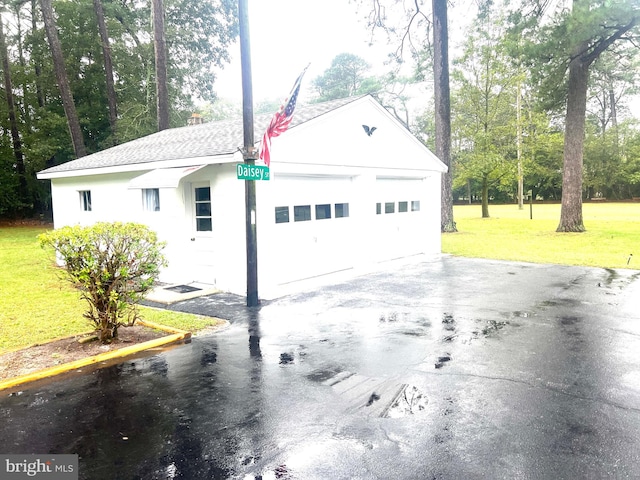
<box><xmin>583</xmin><ymin>16</ymin><xmax>640</xmax><ymax>66</ymax></box>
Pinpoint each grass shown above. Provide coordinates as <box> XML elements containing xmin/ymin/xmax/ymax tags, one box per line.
<box><xmin>2</xmin><ymin>204</ymin><xmax>638</xmax><ymax>352</ymax></box>
<box><xmin>442</xmin><ymin>202</ymin><xmax>640</xmax><ymax>269</ymax></box>
<box><xmin>0</xmin><ymin>226</ymin><xmax>224</xmax><ymax>353</ymax></box>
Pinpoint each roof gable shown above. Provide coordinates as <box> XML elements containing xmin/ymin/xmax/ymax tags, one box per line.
<box><xmin>38</xmin><ymin>95</ymin><xmax>446</xmax><ymax>178</ymax></box>
<box><xmin>38</xmin><ymin>96</ymin><xmax>362</xmax><ymax>178</ymax></box>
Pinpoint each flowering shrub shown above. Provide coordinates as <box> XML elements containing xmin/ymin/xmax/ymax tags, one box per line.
<box><xmin>39</xmin><ymin>222</ymin><xmax>167</xmax><ymax>342</ymax></box>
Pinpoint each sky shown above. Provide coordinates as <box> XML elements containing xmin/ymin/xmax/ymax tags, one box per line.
<box><xmin>210</xmin><ymin>2</ymin><xmax>640</xmax><ymax>117</ymax></box>
<box><xmin>211</xmin><ymin>0</ymin><xmax>399</xmax><ymax>104</ymax></box>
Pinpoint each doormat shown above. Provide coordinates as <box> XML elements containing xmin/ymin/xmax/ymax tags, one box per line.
<box><xmin>164</xmin><ymin>284</ymin><xmax>202</xmax><ymax>294</ymax></box>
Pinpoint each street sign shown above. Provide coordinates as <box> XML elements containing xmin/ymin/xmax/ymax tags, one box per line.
<box><xmin>236</xmin><ymin>163</ymin><xmax>270</xmax><ymax>181</ymax></box>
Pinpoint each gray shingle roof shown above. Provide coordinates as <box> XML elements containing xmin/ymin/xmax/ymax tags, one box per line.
<box><xmin>39</xmin><ymin>96</ymin><xmax>363</xmax><ymax>175</ymax></box>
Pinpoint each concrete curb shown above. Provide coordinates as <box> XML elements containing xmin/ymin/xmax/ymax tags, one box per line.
<box><xmin>0</xmin><ymin>320</ymin><xmax>191</xmax><ymax>392</ymax></box>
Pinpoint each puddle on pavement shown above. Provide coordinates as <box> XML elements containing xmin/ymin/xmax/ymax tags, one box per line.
<box><xmin>434</xmin><ymin>355</ymin><xmax>452</xmax><ymax>369</ymax></box>
<box><xmin>560</xmin><ymin>315</ymin><xmax>581</xmax><ymax>326</ymax></box>
<box><xmin>305</xmin><ymin>366</ymin><xmax>345</xmax><ymax>383</ymax></box>
<box><xmin>383</xmin><ymin>384</ymin><xmax>428</xmax><ymax>418</ymax></box>
<box><xmin>473</xmin><ymin>319</ymin><xmax>510</xmax><ymax>338</ymax></box>
<box><xmin>200</xmin><ymin>349</ymin><xmax>217</xmax><ymax>366</ymax></box>
<box><xmin>379</xmin><ymin>312</ymin><xmax>399</xmax><ymax>322</ymax></box>
<box><xmin>541</xmin><ymin>297</ymin><xmax>581</xmax><ymax>308</ymax></box>
<box><xmin>279</xmin><ymin>352</ymin><xmax>295</xmax><ymax>365</ymax></box>
<box><xmin>442</xmin><ymin>313</ymin><xmax>456</xmax><ymax>331</ymax></box>
<box><xmin>366</xmin><ymin>392</ymin><xmax>381</xmax><ymax>406</ymax></box>
<box><xmin>244</xmin><ymin>463</ymin><xmax>294</xmax><ymax>480</ymax></box>
<box><xmin>378</xmin><ymin>311</ymin><xmax>432</xmax><ymax>337</ymax></box>
<box><xmin>439</xmin><ymin>313</ymin><xmax>515</xmax><ymax>344</ymax></box>
<box><xmin>278</xmin><ymin>345</ymin><xmax>308</xmax><ymax>365</ymax></box>
<box><xmin>441</xmin><ymin>313</ymin><xmax>458</xmax><ymax>342</ymax></box>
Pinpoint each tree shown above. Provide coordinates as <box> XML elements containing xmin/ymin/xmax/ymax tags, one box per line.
<box><xmin>510</xmin><ymin>0</ymin><xmax>640</xmax><ymax>232</ymax></box>
<box><xmin>433</xmin><ymin>0</ymin><xmax>456</xmax><ymax>231</ymax></box>
<box><xmin>39</xmin><ymin>0</ymin><xmax>87</xmax><ymax>158</ymax></box>
<box><xmin>365</xmin><ymin>0</ymin><xmax>456</xmax><ymax>231</ymax></box>
<box><xmin>39</xmin><ymin>222</ymin><xmax>167</xmax><ymax>343</ymax></box>
<box><xmin>152</xmin><ymin>0</ymin><xmax>169</xmax><ymax>131</ymax></box>
<box><xmin>312</xmin><ymin>53</ymin><xmax>381</xmax><ymax>101</ymax></box>
<box><xmin>93</xmin><ymin>0</ymin><xmax>118</xmax><ymax>143</ymax></box>
<box><xmin>0</xmin><ymin>0</ymin><xmax>237</xmax><ymax>218</ymax></box>
<box><xmin>451</xmin><ymin>10</ymin><xmax>520</xmax><ymax>217</ymax></box>
<box><xmin>0</xmin><ymin>15</ymin><xmax>29</xmax><ymax>214</ymax></box>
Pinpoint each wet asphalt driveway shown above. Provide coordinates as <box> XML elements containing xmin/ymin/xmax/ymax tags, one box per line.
<box><xmin>2</xmin><ymin>256</ymin><xmax>640</xmax><ymax>479</ymax></box>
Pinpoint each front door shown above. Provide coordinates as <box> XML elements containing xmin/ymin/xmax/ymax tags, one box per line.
<box><xmin>187</xmin><ymin>182</ymin><xmax>216</xmax><ymax>285</ymax></box>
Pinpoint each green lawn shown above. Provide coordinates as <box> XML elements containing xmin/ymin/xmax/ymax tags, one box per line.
<box><xmin>442</xmin><ymin>202</ymin><xmax>640</xmax><ymax>269</ymax></box>
<box><xmin>2</xmin><ymin>205</ymin><xmax>638</xmax><ymax>352</ymax></box>
<box><xmin>0</xmin><ymin>226</ymin><xmax>224</xmax><ymax>353</ymax></box>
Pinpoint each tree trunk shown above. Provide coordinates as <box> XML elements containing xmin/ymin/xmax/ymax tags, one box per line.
<box><xmin>93</xmin><ymin>0</ymin><xmax>118</xmax><ymax>143</ymax></box>
<box><xmin>517</xmin><ymin>82</ymin><xmax>523</xmax><ymax>210</ymax></box>
<box><xmin>12</xmin><ymin>5</ymin><xmax>32</xmax><ymax>129</ymax></box>
<box><xmin>0</xmin><ymin>16</ymin><xmax>29</xmax><ymax>212</ymax></box>
<box><xmin>32</xmin><ymin>0</ymin><xmax>45</xmax><ymax>109</ymax></box>
<box><xmin>39</xmin><ymin>0</ymin><xmax>87</xmax><ymax>158</ymax></box>
<box><xmin>609</xmin><ymin>89</ymin><xmax>619</xmax><ymax>156</ymax></box>
<box><xmin>433</xmin><ymin>0</ymin><xmax>456</xmax><ymax>232</ymax></box>
<box><xmin>152</xmin><ymin>0</ymin><xmax>169</xmax><ymax>131</ymax></box>
<box><xmin>481</xmin><ymin>175</ymin><xmax>490</xmax><ymax>218</ymax></box>
<box><xmin>557</xmin><ymin>43</ymin><xmax>589</xmax><ymax>232</ymax></box>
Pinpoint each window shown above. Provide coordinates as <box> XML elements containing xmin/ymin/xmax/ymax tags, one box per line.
<box><xmin>335</xmin><ymin>203</ymin><xmax>349</xmax><ymax>218</ymax></box>
<box><xmin>79</xmin><ymin>190</ymin><xmax>92</xmax><ymax>211</ymax></box>
<box><xmin>411</xmin><ymin>200</ymin><xmax>421</xmax><ymax>212</ymax></box>
<box><xmin>385</xmin><ymin>202</ymin><xmax>395</xmax><ymax>214</ymax></box>
<box><xmin>275</xmin><ymin>206</ymin><xmax>289</xmax><ymax>224</ymax></box>
<box><xmin>399</xmin><ymin>201</ymin><xmax>408</xmax><ymax>213</ymax></box>
<box><xmin>376</xmin><ymin>203</ymin><xmax>382</xmax><ymax>215</ymax></box>
<box><xmin>194</xmin><ymin>186</ymin><xmax>212</xmax><ymax>231</ymax></box>
<box><xmin>294</xmin><ymin>205</ymin><xmax>311</xmax><ymax>222</ymax></box>
<box><xmin>142</xmin><ymin>188</ymin><xmax>160</xmax><ymax>212</ymax></box>
<box><xmin>315</xmin><ymin>204</ymin><xmax>331</xmax><ymax>220</ymax></box>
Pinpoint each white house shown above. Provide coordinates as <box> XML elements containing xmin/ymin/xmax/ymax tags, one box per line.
<box><xmin>37</xmin><ymin>95</ymin><xmax>447</xmax><ymax>298</ymax></box>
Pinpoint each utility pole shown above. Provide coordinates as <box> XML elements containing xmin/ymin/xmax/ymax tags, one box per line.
<box><xmin>239</xmin><ymin>0</ymin><xmax>259</xmax><ymax>307</ymax></box>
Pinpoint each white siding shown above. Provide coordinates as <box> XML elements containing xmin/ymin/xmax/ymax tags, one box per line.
<box><xmin>44</xmin><ymin>96</ymin><xmax>446</xmax><ymax>297</ymax></box>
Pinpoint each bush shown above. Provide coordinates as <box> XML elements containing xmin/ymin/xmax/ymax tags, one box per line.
<box><xmin>39</xmin><ymin>222</ymin><xmax>167</xmax><ymax>343</ymax></box>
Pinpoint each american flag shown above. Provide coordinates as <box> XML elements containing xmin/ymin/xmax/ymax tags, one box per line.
<box><xmin>259</xmin><ymin>66</ymin><xmax>308</xmax><ymax>167</ymax></box>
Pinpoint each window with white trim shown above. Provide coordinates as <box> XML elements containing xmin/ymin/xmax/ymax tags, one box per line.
<box><xmin>142</xmin><ymin>188</ymin><xmax>160</xmax><ymax>211</ymax></box>
<box><xmin>275</xmin><ymin>206</ymin><xmax>289</xmax><ymax>223</ymax></box>
<box><xmin>385</xmin><ymin>202</ymin><xmax>395</xmax><ymax>214</ymax></box>
<box><xmin>294</xmin><ymin>205</ymin><xmax>311</xmax><ymax>222</ymax></box>
<box><xmin>79</xmin><ymin>190</ymin><xmax>92</xmax><ymax>211</ymax></box>
<box><xmin>315</xmin><ymin>204</ymin><xmax>331</xmax><ymax>220</ymax></box>
<box><xmin>194</xmin><ymin>186</ymin><xmax>212</xmax><ymax>231</ymax></box>
<box><xmin>335</xmin><ymin>203</ymin><xmax>349</xmax><ymax>218</ymax></box>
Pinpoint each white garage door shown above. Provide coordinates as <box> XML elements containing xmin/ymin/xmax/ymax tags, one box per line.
<box><xmin>372</xmin><ymin>177</ymin><xmax>428</xmax><ymax>262</ymax></box>
<box><xmin>267</xmin><ymin>175</ymin><xmax>355</xmax><ymax>284</ymax></box>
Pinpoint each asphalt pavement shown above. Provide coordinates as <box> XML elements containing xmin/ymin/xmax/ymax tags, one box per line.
<box><xmin>1</xmin><ymin>255</ymin><xmax>640</xmax><ymax>479</ymax></box>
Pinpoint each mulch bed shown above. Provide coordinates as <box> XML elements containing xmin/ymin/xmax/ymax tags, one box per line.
<box><xmin>0</xmin><ymin>325</ymin><xmax>166</xmax><ymax>381</ymax></box>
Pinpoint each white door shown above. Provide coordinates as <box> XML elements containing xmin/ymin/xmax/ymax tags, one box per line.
<box><xmin>186</xmin><ymin>182</ymin><xmax>216</xmax><ymax>285</ymax></box>
<box><xmin>267</xmin><ymin>176</ymin><xmax>355</xmax><ymax>284</ymax></box>
<box><xmin>373</xmin><ymin>178</ymin><xmax>427</xmax><ymax>261</ymax></box>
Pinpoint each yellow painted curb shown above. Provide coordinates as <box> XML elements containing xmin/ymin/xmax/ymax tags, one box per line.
<box><xmin>137</xmin><ymin>319</ymin><xmax>192</xmax><ymax>336</ymax></box>
<box><xmin>0</xmin><ymin>322</ymin><xmax>192</xmax><ymax>392</ymax></box>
